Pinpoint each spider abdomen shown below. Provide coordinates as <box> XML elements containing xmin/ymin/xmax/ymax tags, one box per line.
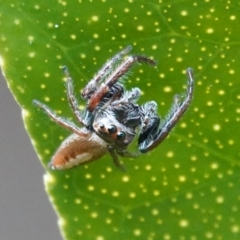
<box><xmin>50</xmin><ymin>130</ymin><xmax>108</xmax><ymax>170</ymax></box>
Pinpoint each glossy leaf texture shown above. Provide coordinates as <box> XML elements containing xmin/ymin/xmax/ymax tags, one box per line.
<box><xmin>1</xmin><ymin>0</ymin><xmax>240</xmax><ymax>239</ymax></box>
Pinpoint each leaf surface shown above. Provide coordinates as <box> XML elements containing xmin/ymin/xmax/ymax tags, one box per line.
<box><xmin>1</xmin><ymin>0</ymin><xmax>240</xmax><ymax>239</ymax></box>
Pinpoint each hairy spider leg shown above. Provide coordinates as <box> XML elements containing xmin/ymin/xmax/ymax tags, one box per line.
<box><xmin>33</xmin><ymin>99</ymin><xmax>84</xmax><ymax>136</ymax></box>
<box><xmin>108</xmin><ymin>148</ymin><xmax>139</xmax><ymax>172</ymax></box>
<box><xmin>63</xmin><ymin>67</ymin><xmax>86</xmax><ymax>126</ymax></box>
<box><xmin>107</xmin><ymin>145</ymin><xmax>126</xmax><ymax>171</ymax></box>
<box><xmin>81</xmin><ymin>45</ymin><xmax>133</xmax><ymax>100</ymax></box>
<box><xmin>87</xmin><ymin>55</ymin><xmax>156</xmax><ymax>112</ymax></box>
<box><xmin>139</xmin><ymin>68</ymin><xmax>194</xmax><ymax>153</ymax></box>
<box><xmin>117</xmin><ymin>149</ymin><xmax>140</xmax><ymax>158</ymax></box>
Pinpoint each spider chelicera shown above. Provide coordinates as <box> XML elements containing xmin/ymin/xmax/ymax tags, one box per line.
<box><xmin>33</xmin><ymin>46</ymin><xmax>194</xmax><ymax>171</ymax></box>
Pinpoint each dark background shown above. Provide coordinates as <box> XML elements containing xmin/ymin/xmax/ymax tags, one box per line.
<box><xmin>0</xmin><ymin>72</ymin><xmax>61</xmax><ymax>239</ymax></box>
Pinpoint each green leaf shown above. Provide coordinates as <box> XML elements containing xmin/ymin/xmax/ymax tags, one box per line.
<box><xmin>1</xmin><ymin>0</ymin><xmax>240</xmax><ymax>239</ymax></box>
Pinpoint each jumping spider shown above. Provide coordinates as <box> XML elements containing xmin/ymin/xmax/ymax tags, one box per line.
<box><xmin>33</xmin><ymin>46</ymin><xmax>194</xmax><ymax>171</ymax></box>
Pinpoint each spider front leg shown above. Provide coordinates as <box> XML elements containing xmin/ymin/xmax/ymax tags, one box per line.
<box><xmin>33</xmin><ymin>100</ymin><xmax>83</xmax><ymax>136</ymax></box>
<box><xmin>87</xmin><ymin>54</ymin><xmax>156</xmax><ymax>112</ymax></box>
<box><xmin>81</xmin><ymin>45</ymin><xmax>133</xmax><ymax>100</ymax></box>
<box><xmin>138</xmin><ymin>68</ymin><xmax>194</xmax><ymax>153</ymax></box>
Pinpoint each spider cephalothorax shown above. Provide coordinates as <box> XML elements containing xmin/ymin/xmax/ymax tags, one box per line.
<box><xmin>33</xmin><ymin>46</ymin><xmax>194</xmax><ymax>170</ymax></box>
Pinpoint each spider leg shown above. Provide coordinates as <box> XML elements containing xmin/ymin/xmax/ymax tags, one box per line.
<box><xmin>117</xmin><ymin>149</ymin><xmax>140</xmax><ymax>158</ymax></box>
<box><xmin>63</xmin><ymin>67</ymin><xmax>86</xmax><ymax>126</ymax></box>
<box><xmin>88</xmin><ymin>55</ymin><xmax>156</xmax><ymax>112</ymax></box>
<box><xmin>107</xmin><ymin>145</ymin><xmax>126</xmax><ymax>171</ymax></box>
<box><xmin>81</xmin><ymin>45</ymin><xmax>133</xmax><ymax>100</ymax></box>
<box><xmin>138</xmin><ymin>68</ymin><xmax>194</xmax><ymax>153</ymax></box>
<box><xmin>33</xmin><ymin>99</ymin><xmax>83</xmax><ymax>135</ymax></box>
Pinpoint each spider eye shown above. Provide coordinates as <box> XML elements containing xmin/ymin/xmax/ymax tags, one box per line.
<box><xmin>99</xmin><ymin>124</ymin><xmax>105</xmax><ymax>129</ymax></box>
<box><xmin>116</xmin><ymin>131</ymin><xmax>126</xmax><ymax>141</ymax></box>
<box><xmin>107</xmin><ymin>125</ymin><xmax>117</xmax><ymax>134</ymax></box>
